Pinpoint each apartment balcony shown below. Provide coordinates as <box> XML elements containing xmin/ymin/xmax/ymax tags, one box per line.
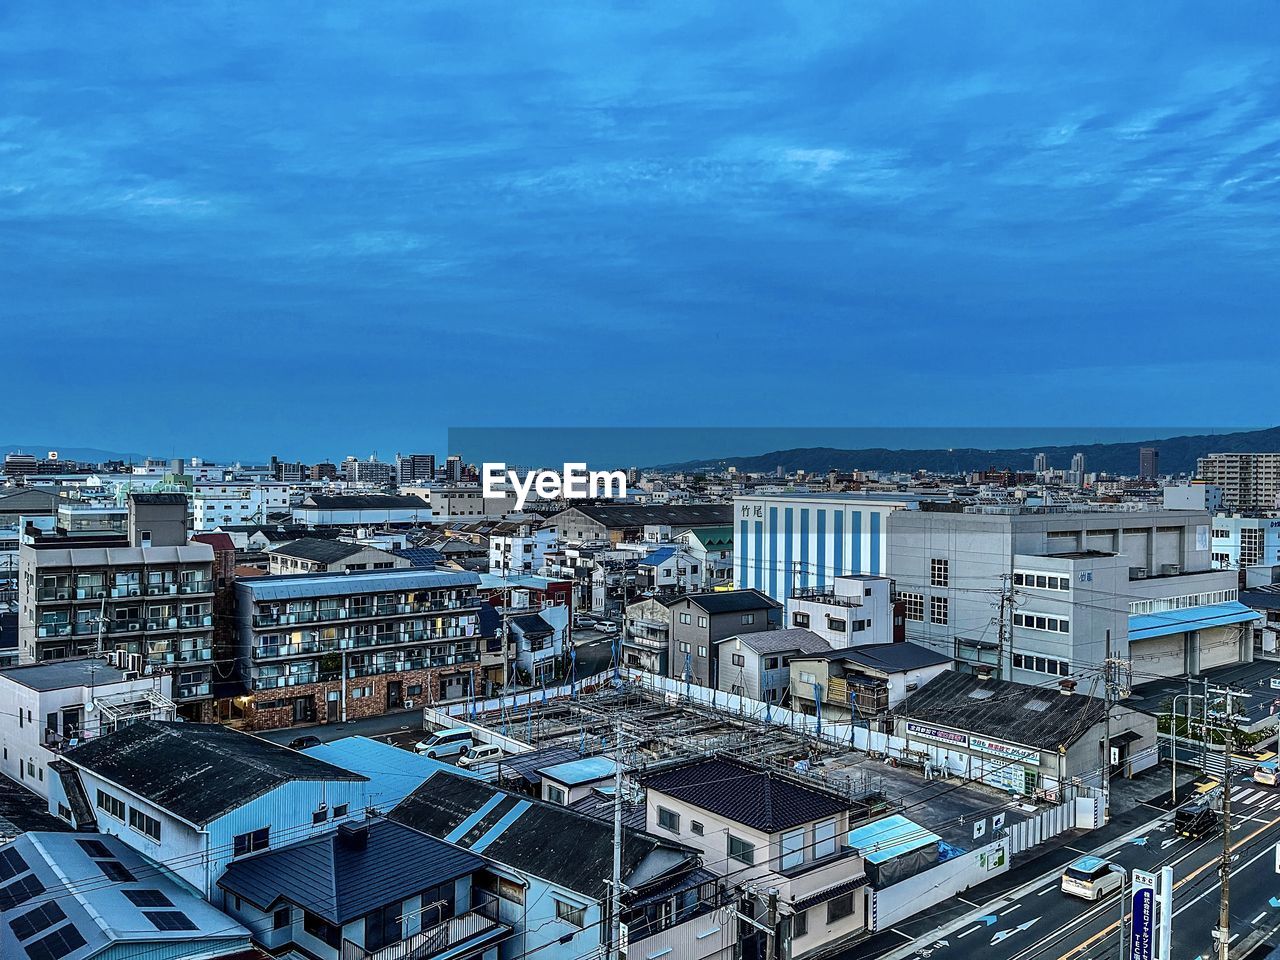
<box><xmin>107</xmin><ymin>620</ymin><xmax>144</xmax><ymax>636</ymax></box>
<box><xmin>250</xmin><ymin>598</ymin><xmax>480</xmax><ymax>628</ymax></box>
<box><xmin>109</xmin><ymin>585</ymin><xmax>144</xmax><ymax>599</ymax></box>
<box><xmin>251</xmin><ymin>672</ymin><xmax>320</xmax><ymax>691</ymax></box>
<box><xmin>73</xmin><ymin>587</ymin><xmax>109</xmax><ymax>601</ymax></box>
<box><xmin>340</xmin><ymin>893</ymin><xmax>507</xmax><ymax>960</ymax></box>
<box><xmin>176</xmin><ymin>681</ymin><xmax>212</xmax><ymax>700</ymax></box>
<box><xmin>178</xmin><ymin>579</ymin><xmax>214</xmax><ymax>595</ymax></box>
<box><xmin>37</xmin><ymin>624</ymin><xmax>72</xmax><ymax>638</ymax></box>
<box><xmin>793</xmin><ymin>587</ymin><xmax>864</xmax><ymax>609</ymax></box>
<box><xmin>252</xmin><ymin>629</ymin><xmax>478</xmax><ymax>662</ymax></box>
<box><xmin>146</xmin><ymin>642</ymin><xmax>212</xmax><ymax>665</ymax></box>
<box><xmin>145</xmin><ymin>583</ymin><xmax>180</xmax><ymax>596</ymax></box>
<box><xmin>178</xmin><ymin>614</ymin><xmax>213</xmax><ymax>629</ymax></box>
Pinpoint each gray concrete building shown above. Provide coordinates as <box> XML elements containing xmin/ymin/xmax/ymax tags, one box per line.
<box><xmin>666</xmin><ymin>590</ymin><xmax>780</xmax><ymax>686</ymax></box>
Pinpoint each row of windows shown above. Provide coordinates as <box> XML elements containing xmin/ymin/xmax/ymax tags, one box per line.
<box><xmin>96</xmin><ymin>790</ymin><xmax>161</xmax><ymax>843</ymax></box>
<box><xmin>1129</xmin><ymin>589</ymin><xmax>1238</xmax><ymax>616</ymax></box>
<box><xmin>677</xmin><ymin>642</ymin><xmax>709</xmax><ymax>658</ymax></box>
<box><xmin>1012</xmin><ymin>611</ymin><xmax>1071</xmax><ymax>634</ymax></box>
<box><xmin>1013</xmin><ymin>571</ymin><xmax>1071</xmax><ymax>592</ymax></box>
<box><xmin>930</xmin><ymin>558</ymin><xmax>949</xmax><ymax>587</ymax></box>
<box><xmin>1012</xmin><ymin>653</ymin><xmax>1071</xmax><ymax>677</ymax></box>
<box><xmin>899</xmin><ymin>593</ymin><xmax>949</xmax><ymax>625</ymax></box>
<box><xmin>657</xmin><ymin>805</ymin><xmax>838</xmax><ymax>872</ymax></box>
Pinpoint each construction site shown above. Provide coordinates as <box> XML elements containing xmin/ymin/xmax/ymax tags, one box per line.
<box><xmin>445</xmin><ymin>676</ymin><xmax>1039</xmax><ymax>850</ymax></box>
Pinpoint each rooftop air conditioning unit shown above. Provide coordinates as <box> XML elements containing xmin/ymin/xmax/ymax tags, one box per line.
<box><xmin>1130</xmin><ymin>567</ymin><xmax>1148</xmax><ymax>580</ymax></box>
<box><xmin>1161</xmin><ymin>564</ymin><xmax>1181</xmax><ymax>576</ymax></box>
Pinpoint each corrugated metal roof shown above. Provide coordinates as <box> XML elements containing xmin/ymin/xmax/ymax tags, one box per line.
<box><xmin>303</xmin><ymin>737</ymin><xmax>478</xmax><ymax>813</ymax></box>
<box><xmin>241</xmin><ymin>568</ymin><xmax>481</xmax><ymax>601</ymax></box>
<box><xmin>539</xmin><ymin>756</ymin><xmax>618</xmax><ymax>787</ymax></box>
<box><xmin>639</xmin><ymin>547</ymin><xmax>676</xmax><ymax>568</ymax></box>
<box><xmin>1128</xmin><ymin>601</ymin><xmax>1261</xmax><ymax>642</ymax></box>
<box><xmin>30</xmin><ymin>544</ymin><xmax>213</xmax><ymax>567</ymax></box>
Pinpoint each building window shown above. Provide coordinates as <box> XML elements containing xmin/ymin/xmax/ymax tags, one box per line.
<box><xmin>554</xmin><ymin>898</ymin><xmax>587</xmax><ymax>928</ymax></box>
<box><xmin>697</xmin><ymin>615</ymin><xmax>708</xmax><ymax>628</ymax></box>
<box><xmin>679</xmin><ymin>613</ymin><xmax>692</xmax><ymax>625</ymax></box>
<box><xmin>128</xmin><ymin>807</ymin><xmax>162</xmax><ymax>842</ymax></box>
<box><xmin>657</xmin><ymin>807</ymin><xmax>680</xmax><ymax>832</ymax></box>
<box><xmin>313</xmin><ymin>809</ymin><xmax>328</xmax><ymax>825</ymax></box>
<box><xmin>827</xmin><ymin>892</ymin><xmax>855</xmax><ymax>923</ymax></box>
<box><xmin>732</xmin><ymin>654</ymin><xmax>746</xmax><ymax>667</ymax></box>
<box><xmin>764</xmin><ymin>656</ymin><xmax>780</xmax><ymax>670</ymax></box>
<box><xmin>304</xmin><ymin>910</ymin><xmax>341</xmax><ymax>947</ymax></box>
<box><xmin>96</xmin><ymin>790</ymin><xmax>125</xmax><ymax>821</ymax></box>
<box><xmin>794</xmin><ymin>910</ymin><xmax>808</xmax><ymax>938</ymax></box>
<box><xmin>929</xmin><ymin>596</ymin><xmax>948</xmax><ymax>625</ymax></box>
<box><xmin>691</xmin><ymin>821</ymin><xmax>704</xmax><ymax>836</ymax></box>
<box><xmin>813</xmin><ymin>819</ymin><xmax>837</xmax><ymax>859</ymax></box>
<box><xmin>233</xmin><ymin>827</ymin><xmax>270</xmax><ymax>857</ymax></box>
<box><xmin>546</xmin><ymin>784</ymin><xmax>566</xmax><ymax>805</ymax></box>
<box><xmin>678</xmin><ymin>642</ymin><xmax>691</xmax><ymax>654</ymax></box>
<box><xmin>826</xmin><ymin>615</ymin><xmax>846</xmax><ymax>633</ymax></box>
<box><xmin>781</xmin><ymin>828</ymin><xmax>804</xmax><ymax>870</ymax></box>
<box><xmin>698</xmin><ymin>646</ymin><xmax>707</xmax><ymax>658</ymax></box>
<box><xmin>902</xmin><ymin>593</ymin><xmax>924</xmax><ymax>622</ymax></box>
<box><xmin>274</xmin><ymin>907</ymin><xmax>292</xmax><ymax>930</ymax></box>
<box><xmin>741</xmin><ymin>613</ymin><xmax>755</xmax><ymax>625</ymax></box>
<box><xmin>930</xmin><ymin>559</ymin><xmax>949</xmax><ymax>587</ymax></box>
<box><xmin>792</xmin><ymin>612</ymin><xmax>810</xmax><ymax>628</ymax></box>
<box><xmin>333</xmin><ymin>803</ymin><xmax>349</xmax><ymax>818</ymax></box>
<box><xmin>728</xmin><ymin>835</ymin><xmax>755</xmax><ymax>865</ymax></box>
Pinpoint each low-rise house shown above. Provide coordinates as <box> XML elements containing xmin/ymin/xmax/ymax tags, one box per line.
<box><xmin>0</xmin><ymin>830</ymin><xmax>252</xmax><ymax>960</ymax></box>
<box><xmin>0</xmin><ymin>657</ymin><xmax>175</xmax><ymax>803</ymax></box>
<box><xmin>788</xmin><ymin>575</ymin><xmax>901</xmax><ymax>648</ymax></box>
<box><xmin>219</xmin><ymin>817</ymin><xmax>510</xmax><ymax>960</ymax></box>
<box><xmin>672</xmin><ymin>525</ymin><xmax>735</xmax><ymax>589</ymax></box>
<box><xmin>266</xmin><ymin>538</ymin><xmax>409</xmax><ymax>576</ymax></box>
<box><xmin>639</xmin><ymin>756</ymin><xmax>870</xmax><ymax>957</ymax></box>
<box><xmin>715</xmin><ymin>627</ymin><xmax>833</xmax><ymax>703</ymax></box>
<box><xmin>666</xmin><ymin>590</ymin><xmax>781</xmax><ymax>687</ymax></box>
<box><xmin>622</xmin><ymin>595</ymin><xmax>674</xmax><ymax>675</ymax></box>
<box><xmin>537</xmin><ymin>755</ymin><xmax>617</xmax><ymax>806</ymax></box>
<box><xmin>789</xmin><ymin>642</ymin><xmax>952</xmax><ymax>727</ymax></box>
<box><xmin>391</xmin><ymin>774</ymin><xmax>735</xmax><ymax>960</ymax></box>
<box><xmin>508</xmin><ymin>613</ymin><xmax>562</xmax><ymax>684</ymax></box>
<box><xmin>52</xmin><ymin>720</ymin><xmax>368</xmax><ymax>898</ymax></box>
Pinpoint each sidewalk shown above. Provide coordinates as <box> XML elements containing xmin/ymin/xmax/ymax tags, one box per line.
<box><xmin>829</xmin><ymin>765</ymin><xmax>1202</xmax><ymax>960</ymax></box>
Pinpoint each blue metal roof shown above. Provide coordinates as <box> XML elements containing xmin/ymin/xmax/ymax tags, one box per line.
<box><xmin>241</xmin><ymin>568</ymin><xmax>481</xmax><ymax>601</ymax></box>
<box><xmin>1128</xmin><ymin>601</ymin><xmax>1261</xmax><ymax>642</ymax></box>
<box><xmin>639</xmin><ymin>547</ymin><xmax>676</xmax><ymax>568</ymax></box>
<box><xmin>539</xmin><ymin>755</ymin><xmax>618</xmax><ymax>786</ymax></box>
<box><xmin>303</xmin><ymin>736</ymin><xmax>477</xmax><ymax>813</ymax></box>
<box><xmin>846</xmin><ymin>814</ymin><xmax>941</xmax><ymax>864</ymax></box>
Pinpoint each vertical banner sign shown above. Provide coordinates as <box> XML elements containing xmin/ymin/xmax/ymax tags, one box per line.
<box><xmin>1157</xmin><ymin>866</ymin><xmax>1173</xmax><ymax>960</ymax></box>
<box><xmin>1130</xmin><ymin>870</ymin><xmax>1157</xmax><ymax>960</ymax></box>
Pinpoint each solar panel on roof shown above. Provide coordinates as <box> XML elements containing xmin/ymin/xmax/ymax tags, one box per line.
<box><xmin>10</xmin><ymin>902</ymin><xmax>67</xmax><ymax>942</ymax></box>
<box><xmin>143</xmin><ymin>910</ymin><xmax>198</xmax><ymax>932</ymax></box>
<box><xmin>0</xmin><ymin>847</ymin><xmax>27</xmax><ymax>883</ymax></box>
<box><xmin>24</xmin><ymin>923</ymin><xmax>87</xmax><ymax>960</ymax></box>
<box><xmin>124</xmin><ymin>889</ymin><xmax>173</xmax><ymax>908</ymax></box>
<box><xmin>95</xmin><ymin>860</ymin><xmax>136</xmax><ymax>883</ymax></box>
<box><xmin>0</xmin><ymin>874</ymin><xmax>47</xmax><ymax>912</ymax></box>
<box><xmin>74</xmin><ymin>839</ymin><xmax>113</xmax><ymax>860</ymax></box>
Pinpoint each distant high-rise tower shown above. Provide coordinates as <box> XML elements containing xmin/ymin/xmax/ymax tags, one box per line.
<box><xmin>1033</xmin><ymin>452</ymin><xmax>1047</xmax><ymax>473</ymax></box>
<box><xmin>445</xmin><ymin>455</ymin><xmax>462</xmax><ymax>484</ymax></box>
<box><xmin>397</xmin><ymin>453</ymin><xmax>436</xmax><ymax>485</ymax></box>
<box><xmin>1139</xmin><ymin>447</ymin><xmax>1159</xmax><ymax>480</ymax></box>
<box><xmin>1070</xmin><ymin>452</ymin><xmax>1087</xmax><ymax>487</ymax></box>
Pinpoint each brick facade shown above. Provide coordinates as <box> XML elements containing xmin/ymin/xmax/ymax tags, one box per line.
<box><xmin>241</xmin><ymin>663</ymin><xmax>481</xmax><ymax>731</ymax></box>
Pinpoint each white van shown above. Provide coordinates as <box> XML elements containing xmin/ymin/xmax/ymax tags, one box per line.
<box><xmin>1061</xmin><ymin>856</ymin><xmax>1122</xmax><ymax>901</ymax></box>
<box><xmin>414</xmin><ymin>728</ymin><xmax>474</xmax><ymax>760</ymax></box>
<box><xmin>458</xmin><ymin>743</ymin><xmax>504</xmax><ymax>768</ymax></box>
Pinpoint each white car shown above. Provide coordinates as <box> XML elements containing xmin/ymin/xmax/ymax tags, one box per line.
<box><xmin>458</xmin><ymin>743</ymin><xmax>504</xmax><ymax>768</ymax></box>
<box><xmin>596</xmin><ymin>621</ymin><xmax>619</xmax><ymax>636</ymax></box>
<box><xmin>1061</xmin><ymin>856</ymin><xmax>1123</xmax><ymax>901</ymax></box>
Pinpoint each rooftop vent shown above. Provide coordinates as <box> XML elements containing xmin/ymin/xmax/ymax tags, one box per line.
<box><xmin>1058</xmin><ymin>679</ymin><xmax>1078</xmax><ymax>696</ymax></box>
<box><xmin>338</xmin><ymin>821</ymin><xmax>369</xmax><ymax>850</ymax></box>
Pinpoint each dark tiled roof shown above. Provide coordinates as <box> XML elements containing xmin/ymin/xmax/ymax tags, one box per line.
<box><xmin>218</xmin><ymin>819</ymin><xmax>483</xmax><ymax>924</ymax></box>
<box><xmin>1242</xmin><ymin>583</ymin><xmax>1280</xmax><ymax>611</ymax></box>
<box><xmin>638</xmin><ymin>757</ymin><xmax>851</xmax><ymax>833</ymax></box>
<box><xmin>553</xmin><ymin>504</ymin><xmax>732</xmax><ymax>530</ymax></box>
<box><xmin>677</xmin><ymin>590</ymin><xmax>780</xmax><ymax>615</ymax></box>
<box><xmin>64</xmin><ymin>721</ymin><xmax>365</xmax><ymax>826</ymax></box>
<box><xmin>495</xmin><ymin>747</ymin><xmax>581</xmax><ymax>786</ymax></box>
<box><xmin>896</xmin><ymin>670</ymin><xmax>1106</xmax><ymax>751</ymax></box>
<box><xmin>824</xmin><ymin>642</ymin><xmax>952</xmax><ymax>672</ymax></box>
<box><xmin>191</xmin><ymin>532</ymin><xmax>236</xmax><ymax>552</ymax></box>
<box><xmin>391</xmin><ymin>774</ymin><xmax>693</xmax><ymax>899</ymax></box>
<box><xmin>302</xmin><ymin>495</ymin><xmax>428</xmax><ymax>510</ymax></box>
<box><xmin>270</xmin><ymin>538</ymin><xmax>364</xmax><ymax>563</ymax></box>
<box><xmin>510</xmin><ymin>613</ymin><xmax>553</xmax><ymax>639</ymax></box>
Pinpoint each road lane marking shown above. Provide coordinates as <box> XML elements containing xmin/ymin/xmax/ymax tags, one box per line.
<box><xmin>1037</xmin><ymin>886</ymin><xmax>1055</xmax><ymax>896</ymax></box>
<box><xmin>1000</xmin><ymin>904</ymin><xmax>1021</xmax><ymax>916</ymax></box>
<box><xmin>1253</xmin><ymin>912</ymin><xmax>1267</xmax><ymax>924</ymax></box>
<box><xmin>958</xmin><ymin>926</ymin><xmax>981</xmax><ymax>939</ymax></box>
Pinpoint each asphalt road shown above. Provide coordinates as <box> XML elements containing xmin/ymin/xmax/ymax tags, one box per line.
<box><xmin>881</xmin><ymin>774</ymin><xmax>1280</xmax><ymax>960</ymax></box>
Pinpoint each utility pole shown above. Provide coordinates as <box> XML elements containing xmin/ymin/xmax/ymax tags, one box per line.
<box><xmin>765</xmin><ymin>888</ymin><xmax>779</xmax><ymax>960</ymax></box>
<box><xmin>1210</xmin><ymin>684</ymin><xmax>1250</xmax><ymax>960</ymax></box>
<box><xmin>995</xmin><ymin>572</ymin><xmax>1015</xmax><ymax>678</ymax></box>
<box><xmin>1101</xmin><ymin>632</ymin><xmax>1131</xmax><ymax>824</ymax></box>
<box><xmin>609</xmin><ymin>720</ymin><xmax>624</xmax><ymax>960</ymax></box>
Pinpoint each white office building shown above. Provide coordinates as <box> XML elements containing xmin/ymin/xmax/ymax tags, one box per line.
<box><xmin>193</xmin><ymin>481</ymin><xmax>290</xmax><ymax>531</ymax></box>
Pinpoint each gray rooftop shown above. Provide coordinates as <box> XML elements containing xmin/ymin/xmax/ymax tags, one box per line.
<box><xmin>0</xmin><ymin>658</ymin><xmax>132</xmax><ymax>691</ymax></box>
<box><xmin>238</xmin><ymin>568</ymin><xmax>481</xmax><ymax>601</ymax></box>
<box><xmin>719</xmin><ymin>628</ymin><xmax>833</xmax><ymax>657</ymax></box>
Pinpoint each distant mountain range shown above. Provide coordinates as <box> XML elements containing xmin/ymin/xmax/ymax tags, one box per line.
<box><xmin>1</xmin><ymin>444</ymin><xmax>151</xmax><ymax>464</ymax></box>
<box><xmin>656</xmin><ymin>426</ymin><xmax>1280</xmax><ymax>476</ymax></box>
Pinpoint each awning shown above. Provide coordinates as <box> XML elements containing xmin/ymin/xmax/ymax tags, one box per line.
<box><xmin>1129</xmin><ymin>602</ymin><xmax>1261</xmax><ymax>643</ymax></box>
<box><xmin>790</xmin><ymin>875</ymin><xmax>869</xmax><ymax>913</ymax></box>
<box><xmin>1111</xmin><ymin>731</ymin><xmax>1144</xmax><ymax>746</ymax></box>
<box><xmin>846</xmin><ymin>814</ymin><xmax>941</xmax><ymax>865</ymax></box>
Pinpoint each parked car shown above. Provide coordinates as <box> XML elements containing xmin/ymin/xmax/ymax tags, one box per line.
<box><xmin>1060</xmin><ymin>856</ymin><xmax>1123</xmax><ymax>901</ymax></box>
<box><xmin>458</xmin><ymin>743</ymin><xmax>504</xmax><ymax>768</ymax></box>
<box><xmin>287</xmin><ymin>735</ymin><xmax>321</xmax><ymax>751</ymax></box>
<box><xmin>574</xmin><ymin>615</ymin><xmax>598</xmax><ymax>629</ymax></box>
<box><xmin>414</xmin><ymin>728</ymin><xmax>474</xmax><ymax>760</ymax></box>
<box><xmin>596</xmin><ymin>621</ymin><xmax>619</xmax><ymax>636</ymax></box>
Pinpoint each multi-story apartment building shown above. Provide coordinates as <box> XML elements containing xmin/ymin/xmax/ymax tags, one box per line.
<box><xmin>787</xmin><ymin>574</ymin><xmax>899</xmax><ymax>648</ymax></box>
<box><xmin>193</xmin><ymin>481</ymin><xmax>290</xmax><ymax>531</ymax></box>
<box><xmin>1198</xmin><ymin>452</ymin><xmax>1280</xmax><ymax>512</ymax></box>
<box><xmin>343</xmin><ymin>455</ymin><xmax>396</xmax><ymax>485</ymax></box>
<box><xmin>489</xmin><ymin>524</ymin><xmax>556</xmax><ymax>575</ymax></box>
<box><xmin>17</xmin><ymin>493</ymin><xmax>216</xmax><ymax>719</ymax></box>
<box><xmin>232</xmin><ymin>568</ymin><xmax>485</xmax><ymax>729</ymax></box>
<box><xmin>396</xmin><ymin>452</ymin><xmax>436</xmax><ymax>485</ymax></box>
<box><xmin>887</xmin><ymin>503</ymin><xmax>1254</xmax><ymax>682</ymax></box>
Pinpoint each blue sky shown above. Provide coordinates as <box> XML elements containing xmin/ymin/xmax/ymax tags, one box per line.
<box><xmin>3</xmin><ymin>2</ymin><xmax>1278</xmax><ymax>462</ymax></box>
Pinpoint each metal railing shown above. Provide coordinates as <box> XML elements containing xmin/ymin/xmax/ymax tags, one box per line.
<box><xmin>340</xmin><ymin>895</ymin><xmax>503</xmax><ymax>960</ymax></box>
